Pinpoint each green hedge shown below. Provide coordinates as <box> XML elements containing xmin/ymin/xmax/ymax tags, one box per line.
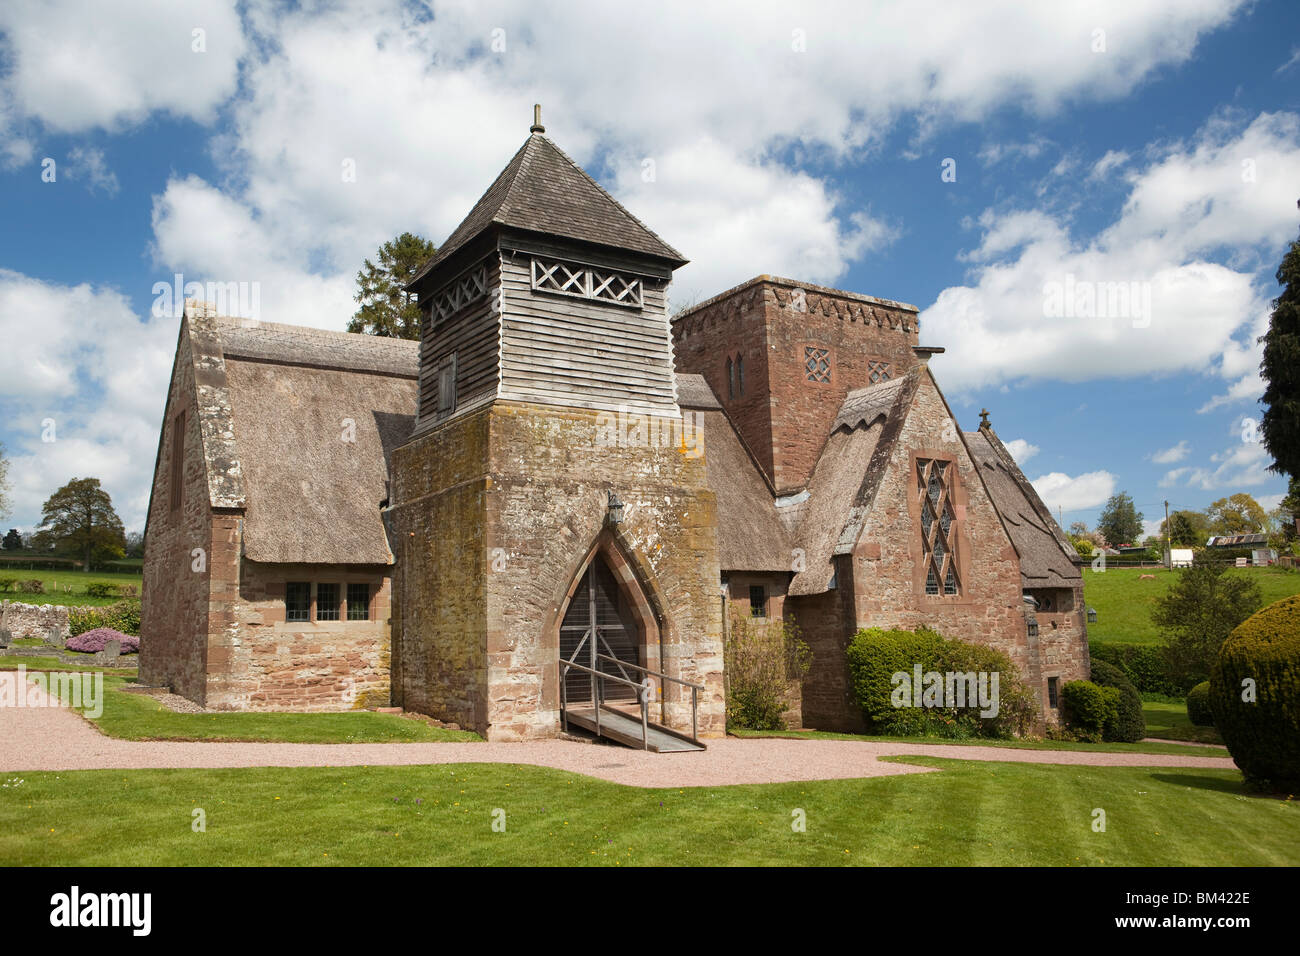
<box><xmin>1088</xmin><ymin>641</ymin><xmax>1182</xmax><ymax>696</ymax></box>
<box><xmin>68</xmin><ymin>600</ymin><xmax>141</xmax><ymax>638</ymax></box>
<box><xmin>845</xmin><ymin>626</ymin><xmax>1036</xmax><ymax>739</ymax></box>
<box><xmin>1209</xmin><ymin>595</ymin><xmax>1300</xmax><ymax>791</ymax></box>
<box><xmin>1187</xmin><ymin>681</ymin><xmax>1214</xmax><ymax>726</ymax></box>
<box><xmin>1061</xmin><ymin>680</ymin><xmax>1120</xmax><ymax>742</ymax></box>
<box><xmin>1089</xmin><ymin>659</ymin><xmax>1146</xmax><ymax>742</ymax></box>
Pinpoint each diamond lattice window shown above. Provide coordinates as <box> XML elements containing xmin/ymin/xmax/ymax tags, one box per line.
<box><xmin>804</xmin><ymin>346</ymin><xmax>831</xmax><ymax>383</ymax></box>
<box><xmin>918</xmin><ymin>458</ymin><xmax>959</xmax><ymax>596</ymax></box>
<box><xmin>531</xmin><ymin>257</ymin><xmax>642</xmax><ymax>308</ymax></box>
<box><xmin>430</xmin><ymin>265</ymin><xmax>488</xmax><ymax>324</ymax></box>
<box><xmin>868</xmin><ymin>360</ymin><xmax>892</xmax><ymax>384</ymax></box>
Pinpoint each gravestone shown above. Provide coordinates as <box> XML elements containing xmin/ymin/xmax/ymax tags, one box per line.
<box><xmin>104</xmin><ymin>639</ymin><xmax>121</xmax><ymax>663</ymax></box>
<box><xmin>0</xmin><ymin>627</ymin><xmax>10</xmax><ymax>649</ymax></box>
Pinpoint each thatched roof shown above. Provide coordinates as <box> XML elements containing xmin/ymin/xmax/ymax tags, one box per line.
<box><xmin>965</xmin><ymin>426</ymin><xmax>1082</xmax><ymax>588</ymax></box>
<box><xmin>678</xmin><ymin>375</ymin><xmax>790</xmax><ymax>571</ymax></box>
<box><xmin>411</xmin><ymin>132</ymin><xmax>686</xmax><ymax>286</ymax></box>
<box><xmin>786</xmin><ymin>375</ymin><xmax>912</xmax><ymax>596</ymax></box>
<box><xmin>183</xmin><ymin>308</ymin><xmax>418</xmax><ymax>565</ymax></box>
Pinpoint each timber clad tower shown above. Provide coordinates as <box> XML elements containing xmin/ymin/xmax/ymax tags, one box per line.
<box><xmin>386</xmin><ymin>118</ymin><xmax>727</xmax><ymax>741</ymax></box>
<box><xmin>141</xmin><ymin>111</ymin><xmax>1089</xmax><ymax>740</ymax></box>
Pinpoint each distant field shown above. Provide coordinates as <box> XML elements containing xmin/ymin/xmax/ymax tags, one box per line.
<box><xmin>0</xmin><ymin>568</ymin><xmax>143</xmax><ymax>607</ymax></box>
<box><xmin>1082</xmin><ymin>565</ymin><xmax>1300</xmax><ymax>646</ymax></box>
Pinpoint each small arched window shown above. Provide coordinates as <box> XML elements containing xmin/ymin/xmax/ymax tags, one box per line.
<box><xmin>737</xmin><ymin>354</ymin><xmax>744</xmax><ymax>396</ymax></box>
<box><xmin>726</xmin><ymin>357</ymin><xmax>735</xmax><ymax>400</ymax></box>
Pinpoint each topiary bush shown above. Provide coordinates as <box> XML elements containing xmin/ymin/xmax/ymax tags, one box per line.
<box><xmin>845</xmin><ymin>626</ymin><xmax>1036</xmax><ymax>739</ymax></box>
<box><xmin>1060</xmin><ymin>680</ymin><xmax>1120</xmax><ymax>743</ymax></box>
<box><xmin>68</xmin><ymin>600</ymin><xmax>141</xmax><ymax>637</ymax></box>
<box><xmin>85</xmin><ymin>582</ymin><xmax>120</xmax><ymax>598</ymax></box>
<box><xmin>1186</xmin><ymin>681</ymin><xmax>1214</xmax><ymax>726</ymax></box>
<box><xmin>1209</xmin><ymin>594</ymin><xmax>1300</xmax><ymax>791</ymax></box>
<box><xmin>1089</xmin><ymin>659</ymin><xmax>1146</xmax><ymax>742</ymax></box>
<box><xmin>65</xmin><ymin>628</ymin><xmax>138</xmax><ymax>654</ymax></box>
<box><xmin>1088</xmin><ymin>641</ymin><xmax>1181</xmax><ymax>696</ymax></box>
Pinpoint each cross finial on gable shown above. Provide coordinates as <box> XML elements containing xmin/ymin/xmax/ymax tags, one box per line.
<box><xmin>530</xmin><ymin>104</ymin><xmax>545</xmax><ymax>134</ymax></box>
<box><xmin>979</xmin><ymin>408</ymin><xmax>990</xmax><ymax>429</ymax></box>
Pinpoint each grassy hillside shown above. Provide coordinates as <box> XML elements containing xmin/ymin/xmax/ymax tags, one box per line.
<box><xmin>0</xmin><ymin>568</ymin><xmax>144</xmax><ymax>607</ymax></box>
<box><xmin>1082</xmin><ymin>565</ymin><xmax>1300</xmax><ymax>646</ymax></box>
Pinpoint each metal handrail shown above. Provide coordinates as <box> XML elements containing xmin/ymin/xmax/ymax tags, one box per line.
<box><xmin>559</xmin><ymin>658</ymin><xmax>651</xmax><ymax>750</ymax></box>
<box><xmin>594</xmin><ymin>653</ymin><xmax>703</xmax><ymax>744</ymax></box>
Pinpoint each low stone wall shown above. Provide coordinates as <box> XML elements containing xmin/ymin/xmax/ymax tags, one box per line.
<box><xmin>0</xmin><ymin>601</ymin><xmax>71</xmax><ymax>641</ymax></box>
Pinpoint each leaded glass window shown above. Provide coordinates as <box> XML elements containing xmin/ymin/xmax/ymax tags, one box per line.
<box><xmin>804</xmin><ymin>346</ymin><xmax>831</xmax><ymax>383</ymax></box>
<box><xmin>918</xmin><ymin>458</ymin><xmax>959</xmax><ymax>596</ymax></box>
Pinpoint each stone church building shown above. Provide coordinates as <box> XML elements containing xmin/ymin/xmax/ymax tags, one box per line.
<box><xmin>141</xmin><ymin>118</ymin><xmax>1088</xmax><ymax>742</ymax></box>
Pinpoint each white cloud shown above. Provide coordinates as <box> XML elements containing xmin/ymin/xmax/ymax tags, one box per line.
<box><xmin>64</xmin><ymin>146</ymin><xmax>119</xmax><ymax>196</ymax></box>
<box><xmin>0</xmin><ymin>0</ymin><xmax>245</xmax><ymax>133</ymax></box>
<box><xmin>925</xmin><ymin>111</ymin><xmax>1300</xmax><ymax>393</ymax></box>
<box><xmin>1002</xmin><ymin>438</ymin><xmax>1040</xmax><ymax>465</ymax></box>
<box><xmin>1088</xmin><ymin>149</ymin><xmax>1131</xmax><ymax>180</ymax></box>
<box><xmin>1141</xmin><ymin>518</ymin><xmax>1163</xmax><ymax>539</ymax></box>
<box><xmin>139</xmin><ymin>0</ymin><xmax>1247</xmax><ymax>327</ymax></box>
<box><xmin>1149</xmin><ymin>440</ymin><xmax>1191</xmax><ymax>464</ymax></box>
<box><xmin>1159</xmin><ymin>437</ymin><xmax>1274</xmax><ymax>490</ymax></box>
<box><xmin>0</xmin><ymin>270</ymin><xmax>175</xmax><ymax>532</ymax></box>
<box><xmin>1030</xmin><ymin>470</ymin><xmax>1117</xmax><ymax>513</ymax></box>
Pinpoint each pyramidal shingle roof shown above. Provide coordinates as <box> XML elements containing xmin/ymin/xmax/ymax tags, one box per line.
<box><xmin>411</xmin><ymin>132</ymin><xmax>686</xmax><ymax>286</ymax></box>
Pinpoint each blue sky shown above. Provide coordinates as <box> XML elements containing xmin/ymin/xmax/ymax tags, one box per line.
<box><xmin>0</xmin><ymin>0</ymin><xmax>1297</xmax><ymax>540</ymax></box>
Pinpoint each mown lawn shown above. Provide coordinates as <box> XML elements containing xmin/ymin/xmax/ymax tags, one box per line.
<box><xmin>0</xmin><ymin>759</ymin><xmax>1293</xmax><ymax>866</ymax></box>
<box><xmin>42</xmin><ymin>674</ymin><xmax>479</xmax><ymax>743</ymax></box>
<box><xmin>1082</xmin><ymin>565</ymin><xmax>1300</xmax><ymax>646</ymax></box>
<box><xmin>0</xmin><ymin>568</ymin><xmax>144</xmax><ymax>607</ymax></box>
<box><xmin>729</xmin><ymin>727</ymin><xmax>1227</xmax><ymax>758</ymax></box>
<box><xmin>1143</xmin><ymin>700</ymin><xmax>1224</xmax><ymax>745</ymax></box>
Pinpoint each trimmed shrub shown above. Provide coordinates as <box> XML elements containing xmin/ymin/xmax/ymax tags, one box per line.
<box><xmin>1061</xmin><ymin>680</ymin><xmax>1120</xmax><ymax>743</ymax></box>
<box><xmin>65</xmin><ymin>628</ymin><xmax>138</xmax><ymax>654</ymax></box>
<box><xmin>846</xmin><ymin>626</ymin><xmax>1036</xmax><ymax>739</ymax></box>
<box><xmin>18</xmin><ymin>579</ymin><xmax>44</xmax><ymax>594</ymax></box>
<box><xmin>1209</xmin><ymin>595</ymin><xmax>1300</xmax><ymax>791</ymax></box>
<box><xmin>68</xmin><ymin>600</ymin><xmax>141</xmax><ymax>638</ymax></box>
<box><xmin>1088</xmin><ymin>641</ymin><xmax>1181</xmax><ymax>696</ymax></box>
<box><xmin>0</xmin><ymin>577</ymin><xmax>16</xmax><ymax>592</ymax></box>
<box><xmin>85</xmin><ymin>582</ymin><xmax>120</xmax><ymax>599</ymax></box>
<box><xmin>1186</xmin><ymin>681</ymin><xmax>1214</xmax><ymax>726</ymax></box>
<box><xmin>1089</xmin><ymin>659</ymin><xmax>1146</xmax><ymax>742</ymax></box>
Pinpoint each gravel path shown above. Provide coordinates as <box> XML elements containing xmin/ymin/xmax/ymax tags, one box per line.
<box><xmin>0</xmin><ymin>674</ymin><xmax>1235</xmax><ymax>788</ymax></box>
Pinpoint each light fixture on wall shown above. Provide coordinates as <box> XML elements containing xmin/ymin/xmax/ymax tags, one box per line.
<box><xmin>1027</xmin><ymin>618</ymin><xmax>1039</xmax><ymax>639</ymax></box>
<box><xmin>607</xmin><ymin>491</ymin><xmax>625</xmax><ymax>526</ymax></box>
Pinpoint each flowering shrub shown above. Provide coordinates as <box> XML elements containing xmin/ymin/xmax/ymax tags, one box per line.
<box><xmin>65</xmin><ymin>628</ymin><xmax>139</xmax><ymax>654</ymax></box>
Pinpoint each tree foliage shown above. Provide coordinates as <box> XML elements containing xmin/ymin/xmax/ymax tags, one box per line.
<box><xmin>32</xmin><ymin>477</ymin><xmax>126</xmax><ymax>570</ymax></box>
<box><xmin>1153</xmin><ymin>555</ymin><xmax>1263</xmax><ymax>691</ymax></box>
<box><xmin>1206</xmin><ymin>493</ymin><xmax>1268</xmax><ymax>536</ymax></box>
<box><xmin>346</xmin><ymin>232</ymin><xmax>437</xmax><ymax>339</ymax></box>
<box><xmin>1259</xmin><ymin>224</ymin><xmax>1300</xmax><ymax>479</ymax></box>
<box><xmin>1162</xmin><ymin>509</ymin><xmax>1209</xmax><ymax>547</ymax></box>
<box><xmin>1</xmin><ymin>528</ymin><xmax>20</xmax><ymax>550</ymax></box>
<box><xmin>1097</xmin><ymin>492</ymin><xmax>1143</xmax><ymax>548</ymax></box>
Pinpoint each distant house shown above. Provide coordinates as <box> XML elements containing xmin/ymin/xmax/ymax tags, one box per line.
<box><xmin>1206</xmin><ymin>533</ymin><xmax>1269</xmax><ymax>548</ymax></box>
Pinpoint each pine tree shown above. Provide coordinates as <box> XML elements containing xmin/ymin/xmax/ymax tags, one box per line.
<box><xmin>1260</xmin><ymin>220</ymin><xmax>1300</xmax><ymax>478</ymax></box>
<box><xmin>1097</xmin><ymin>492</ymin><xmax>1143</xmax><ymax>548</ymax></box>
<box><xmin>346</xmin><ymin>232</ymin><xmax>437</xmax><ymax>339</ymax></box>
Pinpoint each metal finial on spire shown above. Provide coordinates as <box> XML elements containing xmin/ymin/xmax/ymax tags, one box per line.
<box><xmin>530</xmin><ymin>104</ymin><xmax>545</xmax><ymax>134</ymax></box>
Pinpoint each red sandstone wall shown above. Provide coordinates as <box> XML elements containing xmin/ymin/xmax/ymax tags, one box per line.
<box><xmin>140</xmin><ymin>325</ymin><xmax>215</xmax><ymax>703</ymax></box>
<box><xmin>673</xmin><ymin>278</ymin><xmax>920</xmax><ymax>495</ymax></box>
<box><xmin>204</xmin><ymin>559</ymin><xmax>392</xmax><ymax>711</ymax></box>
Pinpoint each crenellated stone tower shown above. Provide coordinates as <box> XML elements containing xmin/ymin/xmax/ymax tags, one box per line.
<box><xmin>386</xmin><ymin>113</ymin><xmax>726</xmax><ymax>741</ymax></box>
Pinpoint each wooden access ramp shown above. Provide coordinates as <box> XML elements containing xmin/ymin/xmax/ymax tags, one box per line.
<box><xmin>563</xmin><ymin>705</ymin><xmax>706</xmax><ymax>753</ymax></box>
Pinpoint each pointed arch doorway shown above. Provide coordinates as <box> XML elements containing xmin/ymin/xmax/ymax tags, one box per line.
<box><xmin>558</xmin><ymin>551</ymin><xmax>645</xmax><ymax>707</ymax></box>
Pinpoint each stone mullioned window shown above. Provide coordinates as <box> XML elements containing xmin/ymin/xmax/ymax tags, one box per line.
<box><xmin>918</xmin><ymin>458</ymin><xmax>960</xmax><ymax>596</ymax></box>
